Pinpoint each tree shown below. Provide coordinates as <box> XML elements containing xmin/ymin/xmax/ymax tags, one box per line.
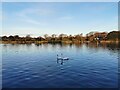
<box><xmin>59</xmin><ymin>34</ymin><xmax>68</xmax><ymax>41</ymax></box>
<box><xmin>26</xmin><ymin>34</ymin><xmax>31</xmax><ymax>41</ymax></box>
<box><xmin>2</xmin><ymin>36</ymin><xmax>8</xmax><ymax>41</ymax></box>
<box><xmin>14</xmin><ymin>35</ymin><xmax>20</xmax><ymax>41</ymax></box>
<box><xmin>51</xmin><ymin>34</ymin><xmax>57</xmax><ymax>41</ymax></box>
<box><xmin>9</xmin><ymin>35</ymin><xmax>15</xmax><ymax>41</ymax></box>
<box><xmin>44</xmin><ymin>34</ymin><xmax>49</xmax><ymax>40</ymax></box>
<box><xmin>74</xmin><ymin>34</ymin><xmax>82</xmax><ymax>41</ymax></box>
<box><xmin>14</xmin><ymin>35</ymin><xmax>19</xmax><ymax>38</ymax></box>
<box><xmin>35</xmin><ymin>36</ymin><xmax>44</xmax><ymax>41</ymax></box>
<box><xmin>51</xmin><ymin>34</ymin><xmax>57</xmax><ymax>38</ymax></box>
<box><xmin>68</xmin><ymin>35</ymin><xmax>73</xmax><ymax>41</ymax></box>
<box><xmin>87</xmin><ymin>32</ymin><xmax>95</xmax><ymax>36</ymax></box>
<box><xmin>107</xmin><ymin>31</ymin><xmax>120</xmax><ymax>41</ymax></box>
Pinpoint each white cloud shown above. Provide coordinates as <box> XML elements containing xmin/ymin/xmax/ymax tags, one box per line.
<box><xmin>15</xmin><ymin>7</ymin><xmax>54</xmax><ymax>25</ymax></box>
<box><xmin>17</xmin><ymin>8</ymin><xmax>54</xmax><ymax>17</ymax></box>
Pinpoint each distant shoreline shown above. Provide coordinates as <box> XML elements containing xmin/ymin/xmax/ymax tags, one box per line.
<box><xmin>0</xmin><ymin>40</ymin><xmax>119</xmax><ymax>44</ymax></box>
<box><xmin>1</xmin><ymin>31</ymin><xmax>120</xmax><ymax>44</ymax></box>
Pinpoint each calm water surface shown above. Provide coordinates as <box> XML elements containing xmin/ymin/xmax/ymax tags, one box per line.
<box><xmin>2</xmin><ymin>43</ymin><xmax>119</xmax><ymax>88</ymax></box>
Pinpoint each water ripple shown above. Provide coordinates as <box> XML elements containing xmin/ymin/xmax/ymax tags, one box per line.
<box><xmin>2</xmin><ymin>44</ymin><xmax>118</xmax><ymax>88</ymax></box>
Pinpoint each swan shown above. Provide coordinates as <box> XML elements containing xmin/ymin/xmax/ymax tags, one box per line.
<box><xmin>57</xmin><ymin>53</ymin><xmax>69</xmax><ymax>60</ymax></box>
<box><xmin>62</xmin><ymin>57</ymin><xmax>69</xmax><ymax>60</ymax></box>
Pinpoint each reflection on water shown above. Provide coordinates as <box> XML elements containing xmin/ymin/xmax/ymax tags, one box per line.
<box><xmin>3</xmin><ymin>42</ymin><xmax>119</xmax><ymax>51</ymax></box>
<box><xmin>57</xmin><ymin>59</ymin><xmax>64</xmax><ymax>65</ymax></box>
<box><xmin>2</xmin><ymin>43</ymin><xmax>119</xmax><ymax>88</ymax></box>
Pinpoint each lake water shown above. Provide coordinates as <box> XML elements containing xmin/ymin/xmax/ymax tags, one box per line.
<box><xmin>2</xmin><ymin>43</ymin><xmax>119</xmax><ymax>88</ymax></box>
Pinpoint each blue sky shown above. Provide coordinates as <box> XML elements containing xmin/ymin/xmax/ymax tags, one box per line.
<box><xmin>2</xmin><ymin>2</ymin><xmax>118</xmax><ymax>37</ymax></box>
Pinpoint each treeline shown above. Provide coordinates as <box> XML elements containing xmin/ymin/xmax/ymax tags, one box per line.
<box><xmin>0</xmin><ymin>31</ymin><xmax>120</xmax><ymax>44</ymax></box>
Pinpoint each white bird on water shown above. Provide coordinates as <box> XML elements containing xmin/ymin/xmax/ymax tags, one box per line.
<box><xmin>57</xmin><ymin>53</ymin><xmax>69</xmax><ymax>60</ymax></box>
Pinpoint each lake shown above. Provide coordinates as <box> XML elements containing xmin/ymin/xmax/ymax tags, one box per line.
<box><xmin>2</xmin><ymin>43</ymin><xmax>119</xmax><ymax>88</ymax></box>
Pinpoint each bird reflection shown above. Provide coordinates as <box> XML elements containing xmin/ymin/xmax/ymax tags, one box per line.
<box><xmin>57</xmin><ymin>59</ymin><xmax>64</xmax><ymax>65</ymax></box>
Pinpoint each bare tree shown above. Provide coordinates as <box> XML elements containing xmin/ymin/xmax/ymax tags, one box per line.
<box><xmin>44</xmin><ymin>34</ymin><xmax>49</xmax><ymax>40</ymax></box>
